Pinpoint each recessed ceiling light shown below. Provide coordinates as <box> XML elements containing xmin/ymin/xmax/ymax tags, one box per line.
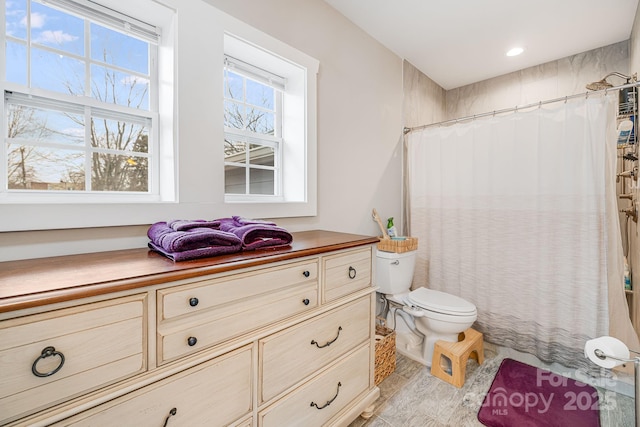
<box><xmin>506</xmin><ymin>47</ymin><xmax>524</xmax><ymax>57</ymax></box>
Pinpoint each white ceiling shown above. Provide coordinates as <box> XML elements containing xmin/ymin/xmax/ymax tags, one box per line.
<box><xmin>323</xmin><ymin>0</ymin><xmax>640</xmax><ymax>90</ymax></box>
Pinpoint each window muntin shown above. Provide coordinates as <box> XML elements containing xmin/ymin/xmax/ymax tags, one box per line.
<box><xmin>3</xmin><ymin>0</ymin><xmax>157</xmax><ymax>195</ymax></box>
<box><xmin>224</xmin><ymin>61</ymin><xmax>282</xmax><ymax>197</ymax></box>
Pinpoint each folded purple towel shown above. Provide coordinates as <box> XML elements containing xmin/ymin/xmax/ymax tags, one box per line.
<box><xmin>148</xmin><ymin>222</ymin><xmax>242</xmax><ymax>253</ymax></box>
<box><xmin>148</xmin><ymin>241</ymin><xmax>240</xmax><ymax>262</ymax></box>
<box><xmin>217</xmin><ymin>217</ymin><xmax>293</xmax><ymax>251</ymax></box>
<box><xmin>231</xmin><ymin>216</ymin><xmax>277</xmax><ymax>226</ymax></box>
<box><xmin>167</xmin><ymin>219</ymin><xmax>221</xmax><ymax>231</ymax></box>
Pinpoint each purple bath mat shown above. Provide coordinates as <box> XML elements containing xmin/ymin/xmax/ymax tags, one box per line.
<box><xmin>478</xmin><ymin>358</ymin><xmax>600</xmax><ymax>427</ymax></box>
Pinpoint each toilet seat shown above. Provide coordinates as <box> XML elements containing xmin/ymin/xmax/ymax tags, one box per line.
<box><xmin>406</xmin><ymin>288</ymin><xmax>476</xmax><ymax>316</ymax></box>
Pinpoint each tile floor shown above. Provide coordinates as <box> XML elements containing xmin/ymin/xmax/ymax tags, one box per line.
<box><xmin>349</xmin><ymin>349</ymin><xmax>634</xmax><ymax>427</ymax></box>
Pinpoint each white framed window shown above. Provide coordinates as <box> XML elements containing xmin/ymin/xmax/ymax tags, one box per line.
<box><xmin>2</xmin><ymin>0</ymin><xmax>160</xmax><ymax>199</ymax></box>
<box><xmin>223</xmin><ymin>33</ymin><xmax>316</xmax><ymax>208</ymax></box>
<box><xmin>224</xmin><ymin>55</ymin><xmax>283</xmax><ymax>198</ymax></box>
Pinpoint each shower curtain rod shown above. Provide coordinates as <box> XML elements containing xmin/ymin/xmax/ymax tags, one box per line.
<box><xmin>403</xmin><ymin>80</ymin><xmax>640</xmax><ymax>134</ymax></box>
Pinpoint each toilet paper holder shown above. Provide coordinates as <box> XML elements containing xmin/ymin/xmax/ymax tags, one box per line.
<box><xmin>586</xmin><ymin>339</ymin><xmax>640</xmax><ymax>427</ymax></box>
<box><xmin>593</xmin><ymin>347</ymin><xmax>640</xmax><ymax>363</ymax></box>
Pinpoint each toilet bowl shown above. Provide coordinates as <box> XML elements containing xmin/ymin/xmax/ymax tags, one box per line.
<box><xmin>374</xmin><ymin>249</ymin><xmax>477</xmax><ymax>366</ymax></box>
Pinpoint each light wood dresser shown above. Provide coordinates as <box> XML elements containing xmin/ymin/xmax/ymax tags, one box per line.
<box><xmin>0</xmin><ymin>230</ymin><xmax>380</xmax><ymax>427</ymax></box>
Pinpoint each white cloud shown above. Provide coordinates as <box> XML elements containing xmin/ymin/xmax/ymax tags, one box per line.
<box><xmin>23</xmin><ymin>12</ymin><xmax>46</xmax><ymax>29</ymax></box>
<box><xmin>34</xmin><ymin>30</ymin><xmax>78</xmax><ymax>45</ymax></box>
<box><xmin>121</xmin><ymin>75</ymin><xmax>149</xmax><ymax>86</ymax></box>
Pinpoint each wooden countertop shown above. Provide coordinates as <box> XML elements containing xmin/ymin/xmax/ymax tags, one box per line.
<box><xmin>0</xmin><ymin>230</ymin><xmax>379</xmax><ymax>314</ymax></box>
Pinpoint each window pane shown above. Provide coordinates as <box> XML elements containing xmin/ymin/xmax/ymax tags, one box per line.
<box><xmin>6</xmin><ymin>40</ymin><xmax>27</xmax><ymax>85</ymax></box>
<box><xmin>224</xmin><ymin>101</ymin><xmax>245</xmax><ymax>129</ymax></box>
<box><xmin>91</xmin><ymin>65</ymin><xmax>149</xmax><ymax>110</ymax></box>
<box><xmin>246</xmin><ymin>79</ymin><xmax>274</xmax><ymax>110</ymax></box>
<box><xmin>31</xmin><ymin>47</ymin><xmax>85</xmax><ymax>94</ymax></box>
<box><xmin>91</xmin><ymin>117</ymin><xmax>148</xmax><ymax>153</ymax></box>
<box><xmin>247</xmin><ymin>108</ymin><xmax>274</xmax><ymax>135</ymax></box>
<box><xmin>249</xmin><ymin>168</ymin><xmax>274</xmax><ymax>195</ymax></box>
<box><xmin>31</xmin><ymin>2</ymin><xmax>84</xmax><ymax>56</ymax></box>
<box><xmin>7</xmin><ymin>104</ymin><xmax>84</xmax><ymax>145</ymax></box>
<box><xmin>6</xmin><ymin>0</ymin><xmax>27</xmax><ymax>39</ymax></box>
<box><xmin>91</xmin><ymin>152</ymin><xmax>148</xmax><ymax>192</ymax></box>
<box><xmin>7</xmin><ymin>143</ymin><xmax>84</xmax><ymax>190</ymax></box>
<box><xmin>224</xmin><ymin>165</ymin><xmax>246</xmax><ymax>194</ymax></box>
<box><xmin>4</xmin><ymin>0</ymin><xmax>159</xmax><ymax>197</ymax></box>
<box><xmin>224</xmin><ymin>138</ymin><xmax>246</xmax><ymax>164</ymax></box>
<box><xmin>249</xmin><ymin>144</ymin><xmax>274</xmax><ymax>166</ymax></box>
<box><xmin>224</xmin><ymin>70</ymin><xmax>243</xmax><ymax>100</ymax></box>
<box><xmin>91</xmin><ymin>23</ymin><xmax>149</xmax><ymax>74</ymax></box>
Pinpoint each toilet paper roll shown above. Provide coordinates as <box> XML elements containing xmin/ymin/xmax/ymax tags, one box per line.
<box><xmin>584</xmin><ymin>336</ymin><xmax>630</xmax><ymax>368</ymax></box>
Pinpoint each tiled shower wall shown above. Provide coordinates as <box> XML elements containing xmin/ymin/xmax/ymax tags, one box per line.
<box><xmin>446</xmin><ymin>40</ymin><xmax>629</xmax><ymax>119</ymax></box>
<box><xmin>403</xmin><ymin>40</ymin><xmax>629</xmax><ymax>129</ymax></box>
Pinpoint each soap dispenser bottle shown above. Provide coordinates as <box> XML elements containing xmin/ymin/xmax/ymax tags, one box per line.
<box><xmin>387</xmin><ymin>217</ymin><xmax>397</xmax><ymax>238</ymax></box>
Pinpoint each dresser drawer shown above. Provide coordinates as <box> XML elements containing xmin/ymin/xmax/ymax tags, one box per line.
<box><xmin>58</xmin><ymin>346</ymin><xmax>252</xmax><ymax>427</ymax></box>
<box><xmin>158</xmin><ymin>282</ymin><xmax>318</xmax><ymax>363</ymax></box>
<box><xmin>259</xmin><ymin>344</ymin><xmax>371</xmax><ymax>427</ymax></box>
<box><xmin>323</xmin><ymin>248</ymin><xmax>372</xmax><ymax>302</ymax></box>
<box><xmin>158</xmin><ymin>259</ymin><xmax>318</xmax><ymax>322</ymax></box>
<box><xmin>0</xmin><ymin>295</ymin><xmax>146</xmax><ymax>424</ymax></box>
<box><xmin>260</xmin><ymin>296</ymin><xmax>371</xmax><ymax>404</ymax></box>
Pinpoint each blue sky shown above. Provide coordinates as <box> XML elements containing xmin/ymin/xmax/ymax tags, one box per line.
<box><xmin>6</xmin><ymin>0</ymin><xmax>150</xmax><ymax>109</ymax></box>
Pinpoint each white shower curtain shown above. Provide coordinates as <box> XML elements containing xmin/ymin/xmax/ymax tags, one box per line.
<box><xmin>407</xmin><ymin>96</ymin><xmax>622</xmax><ymax>371</ymax></box>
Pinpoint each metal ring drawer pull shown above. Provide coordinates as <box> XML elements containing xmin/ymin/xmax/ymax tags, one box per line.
<box><xmin>31</xmin><ymin>346</ymin><xmax>65</xmax><ymax>378</ymax></box>
<box><xmin>348</xmin><ymin>266</ymin><xmax>357</xmax><ymax>279</ymax></box>
<box><xmin>310</xmin><ymin>326</ymin><xmax>342</xmax><ymax>348</ymax></box>
<box><xmin>163</xmin><ymin>407</ymin><xmax>177</xmax><ymax>427</ymax></box>
<box><xmin>310</xmin><ymin>382</ymin><xmax>342</xmax><ymax>410</ymax></box>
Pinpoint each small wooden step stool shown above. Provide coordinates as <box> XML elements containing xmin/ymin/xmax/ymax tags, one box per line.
<box><xmin>430</xmin><ymin>328</ymin><xmax>484</xmax><ymax>388</ymax></box>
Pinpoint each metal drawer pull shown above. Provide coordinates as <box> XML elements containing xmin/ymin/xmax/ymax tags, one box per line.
<box><xmin>189</xmin><ymin>297</ymin><xmax>199</xmax><ymax>307</ymax></box>
<box><xmin>187</xmin><ymin>336</ymin><xmax>197</xmax><ymax>346</ymax></box>
<box><xmin>302</xmin><ymin>298</ymin><xmax>310</xmax><ymax>305</ymax></box>
<box><xmin>310</xmin><ymin>382</ymin><xmax>342</xmax><ymax>410</ymax></box>
<box><xmin>31</xmin><ymin>346</ymin><xmax>65</xmax><ymax>378</ymax></box>
<box><xmin>303</xmin><ymin>270</ymin><xmax>310</xmax><ymax>278</ymax></box>
<box><xmin>310</xmin><ymin>326</ymin><xmax>342</xmax><ymax>348</ymax></box>
<box><xmin>348</xmin><ymin>266</ymin><xmax>357</xmax><ymax>279</ymax></box>
<box><xmin>162</xmin><ymin>407</ymin><xmax>177</xmax><ymax>427</ymax></box>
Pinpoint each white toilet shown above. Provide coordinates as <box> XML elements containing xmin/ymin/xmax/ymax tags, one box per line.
<box><xmin>374</xmin><ymin>249</ymin><xmax>477</xmax><ymax>366</ymax></box>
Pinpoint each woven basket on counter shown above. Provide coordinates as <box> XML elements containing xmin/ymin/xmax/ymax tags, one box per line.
<box><xmin>374</xmin><ymin>318</ymin><xmax>396</xmax><ymax>385</ymax></box>
<box><xmin>377</xmin><ymin>237</ymin><xmax>418</xmax><ymax>253</ymax></box>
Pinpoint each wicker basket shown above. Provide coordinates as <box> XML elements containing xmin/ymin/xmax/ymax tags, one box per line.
<box><xmin>374</xmin><ymin>318</ymin><xmax>396</xmax><ymax>385</ymax></box>
<box><xmin>377</xmin><ymin>237</ymin><xmax>418</xmax><ymax>253</ymax></box>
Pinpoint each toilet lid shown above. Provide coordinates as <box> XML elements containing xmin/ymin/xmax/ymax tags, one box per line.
<box><xmin>406</xmin><ymin>287</ymin><xmax>477</xmax><ymax>316</ymax></box>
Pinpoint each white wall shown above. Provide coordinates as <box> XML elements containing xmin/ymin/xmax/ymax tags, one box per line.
<box><xmin>0</xmin><ymin>0</ymin><xmax>404</xmax><ymax>261</ymax></box>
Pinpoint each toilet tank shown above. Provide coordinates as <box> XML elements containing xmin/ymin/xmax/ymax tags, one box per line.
<box><xmin>374</xmin><ymin>249</ymin><xmax>417</xmax><ymax>295</ymax></box>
